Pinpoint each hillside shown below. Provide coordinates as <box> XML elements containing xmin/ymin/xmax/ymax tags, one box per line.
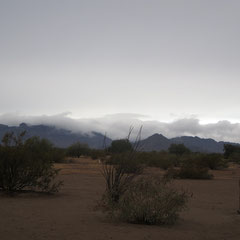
<box><xmin>0</xmin><ymin>123</ymin><xmax>238</xmax><ymax>153</ymax></box>
<box><xmin>0</xmin><ymin>123</ymin><xmax>111</xmax><ymax>148</ymax></box>
<box><xmin>140</xmin><ymin>134</ymin><xmax>237</xmax><ymax>153</ymax></box>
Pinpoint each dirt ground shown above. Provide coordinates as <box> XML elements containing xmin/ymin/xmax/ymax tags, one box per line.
<box><xmin>0</xmin><ymin>158</ymin><xmax>240</xmax><ymax>240</ymax></box>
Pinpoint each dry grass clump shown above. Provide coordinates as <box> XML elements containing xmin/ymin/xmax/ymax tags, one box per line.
<box><xmin>117</xmin><ymin>176</ymin><xmax>189</xmax><ymax>225</ymax></box>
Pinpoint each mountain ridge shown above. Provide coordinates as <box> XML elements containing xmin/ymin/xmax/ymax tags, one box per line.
<box><xmin>0</xmin><ymin>123</ymin><xmax>238</xmax><ymax>153</ymax></box>
<box><xmin>140</xmin><ymin>133</ymin><xmax>239</xmax><ymax>153</ymax></box>
<box><xmin>0</xmin><ymin>123</ymin><xmax>111</xmax><ymax>149</ymax></box>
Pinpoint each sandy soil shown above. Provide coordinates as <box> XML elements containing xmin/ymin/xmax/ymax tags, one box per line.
<box><xmin>0</xmin><ymin>158</ymin><xmax>240</xmax><ymax>240</ymax></box>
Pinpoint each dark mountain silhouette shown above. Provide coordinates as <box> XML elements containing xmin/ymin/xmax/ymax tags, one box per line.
<box><xmin>171</xmin><ymin>136</ymin><xmax>224</xmax><ymax>153</ymax></box>
<box><xmin>0</xmin><ymin>123</ymin><xmax>111</xmax><ymax>148</ymax></box>
<box><xmin>0</xmin><ymin>123</ymin><xmax>238</xmax><ymax>153</ymax></box>
<box><xmin>140</xmin><ymin>133</ymin><xmax>238</xmax><ymax>153</ymax></box>
<box><xmin>139</xmin><ymin>133</ymin><xmax>171</xmax><ymax>151</ymax></box>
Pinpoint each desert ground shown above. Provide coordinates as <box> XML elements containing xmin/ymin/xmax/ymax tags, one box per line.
<box><xmin>0</xmin><ymin>158</ymin><xmax>240</xmax><ymax>240</ymax></box>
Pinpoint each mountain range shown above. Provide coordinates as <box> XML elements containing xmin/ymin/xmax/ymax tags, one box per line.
<box><xmin>139</xmin><ymin>133</ymin><xmax>231</xmax><ymax>153</ymax></box>
<box><xmin>0</xmin><ymin>123</ymin><xmax>237</xmax><ymax>153</ymax></box>
<box><xmin>0</xmin><ymin>123</ymin><xmax>111</xmax><ymax>149</ymax></box>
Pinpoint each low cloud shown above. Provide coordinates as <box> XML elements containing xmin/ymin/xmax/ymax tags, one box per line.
<box><xmin>0</xmin><ymin>112</ymin><xmax>240</xmax><ymax>143</ymax></box>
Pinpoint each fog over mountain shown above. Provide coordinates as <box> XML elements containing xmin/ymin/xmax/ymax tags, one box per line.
<box><xmin>0</xmin><ymin>113</ymin><xmax>240</xmax><ymax>143</ymax></box>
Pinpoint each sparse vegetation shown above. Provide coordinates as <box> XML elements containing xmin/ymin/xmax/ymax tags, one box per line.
<box><xmin>174</xmin><ymin>166</ymin><xmax>213</xmax><ymax>180</ymax></box>
<box><xmin>168</xmin><ymin>143</ymin><xmax>191</xmax><ymax>156</ymax></box>
<box><xmin>135</xmin><ymin>151</ymin><xmax>177</xmax><ymax>170</ymax></box>
<box><xmin>50</xmin><ymin>147</ymin><xmax>66</xmax><ymax>163</ymax></box>
<box><xmin>0</xmin><ymin>131</ymin><xmax>63</xmax><ymax>193</ymax></box>
<box><xmin>117</xmin><ymin>176</ymin><xmax>189</xmax><ymax>225</ymax></box>
<box><xmin>66</xmin><ymin>142</ymin><xmax>90</xmax><ymax>158</ymax></box>
<box><xmin>166</xmin><ymin>154</ymin><xmax>213</xmax><ymax>180</ymax></box>
<box><xmin>107</xmin><ymin>152</ymin><xmax>143</xmax><ymax>174</ymax></box>
<box><xmin>108</xmin><ymin>139</ymin><xmax>133</xmax><ymax>153</ymax></box>
<box><xmin>129</xmin><ymin>151</ymin><xmax>227</xmax><ymax>172</ymax></box>
<box><xmin>100</xmin><ymin>158</ymin><xmax>138</xmax><ymax>210</ymax></box>
<box><xmin>224</xmin><ymin>144</ymin><xmax>240</xmax><ymax>163</ymax></box>
<box><xmin>99</xmin><ymin>128</ymin><xmax>190</xmax><ymax>225</ymax></box>
<box><xmin>89</xmin><ymin>149</ymin><xmax>106</xmax><ymax>160</ymax></box>
<box><xmin>100</xmin><ymin>128</ymin><xmax>143</xmax><ymax>209</ymax></box>
<box><xmin>200</xmin><ymin>153</ymin><xmax>227</xmax><ymax>170</ymax></box>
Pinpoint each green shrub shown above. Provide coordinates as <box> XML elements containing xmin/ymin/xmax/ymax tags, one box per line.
<box><xmin>176</xmin><ymin>166</ymin><xmax>213</xmax><ymax>179</ymax></box>
<box><xmin>200</xmin><ymin>153</ymin><xmax>227</xmax><ymax>170</ymax></box>
<box><xmin>100</xmin><ymin>160</ymin><xmax>138</xmax><ymax>210</ymax></box>
<box><xmin>109</xmin><ymin>153</ymin><xmax>143</xmax><ymax>174</ymax></box>
<box><xmin>0</xmin><ymin>132</ymin><xmax>63</xmax><ymax>193</ymax></box>
<box><xmin>89</xmin><ymin>149</ymin><xmax>106</xmax><ymax>160</ymax></box>
<box><xmin>116</xmin><ymin>176</ymin><xmax>189</xmax><ymax>225</ymax></box>
<box><xmin>66</xmin><ymin>142</ymin><xmax>89</xmax><ymax>158</ymax></box>
<box><xmin>108</xmin><ymin>139</ymin><xmax>133</xmax><ymax>154</ymax></box>
<box><xmin>224</xmin><ymin>144</ymin><xmax>240</xmax><ymax>159</ymax></box>
<box><xmin>166</xmin><ymin>155</ymin><xmax>213</xmax><ymax>180</ymax></box>
<box><xmin>136</xmin><ymin>152</ymin><xmax>178</xmax><ymax>170</ymax></box>
<box><xmin>168</xmin><ymin>144</ymin><xmax>191</xmax><ymax>156</ymax></box>
<box><xmin>50</xmin><ymin>147</ymin><xmax>66</xmax><ymax>163</ymax></box>
<box><xmin>229</xmin><ymin>152</ymin><xmax>240</xmax><ymax>163</ymax></box>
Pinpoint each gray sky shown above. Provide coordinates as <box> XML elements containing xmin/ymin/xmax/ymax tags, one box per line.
<box><xmin>1</xmin><ymin>1</ymin><xmax>240</xmax><ymax>140</ymax></box>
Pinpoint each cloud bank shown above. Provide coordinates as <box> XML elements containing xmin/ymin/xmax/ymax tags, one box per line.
<box><xmin>0</xmin><ymin>113</ymin><xmax>240</xmax><ymax>143</ymax></box>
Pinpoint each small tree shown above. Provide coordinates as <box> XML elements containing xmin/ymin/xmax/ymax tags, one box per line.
<box><xmin>66</xmin><ymin>142</ymin><xmax>89</xmax><ymax>158</ymax></box>
<box><xmin>224</xmin><ymin>144</ymin><xmax>240</xmax><ymax>159</ymax></box>
<box><xmin>108</xmin><ymin>139</ymin><xmax>133</xmax><ymax>154</ymax></box>
<box><xmin>0</xmin><ymin>132</ymin><xmax>63</xmax><ymax>193</ymax></box>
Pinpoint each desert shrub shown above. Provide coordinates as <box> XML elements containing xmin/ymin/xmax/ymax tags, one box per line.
<box><xmin>166</xmin><ymin>155</ymin><xmax>213</xmax><ymax>180</ymax></box>
<box><xmin>50</xmin><ymin>147</ymin><xmax>66</xmax><ymax>163</ymax></box>
<box><xmin>224</xmin><ymin>144</ymin><xmax>240</xmax><ymax>164</ymax></box>
<box><xmin>229</xmin><ymin>152</ymin><xmax>240</xmax><ymax>163</ymax></box>
<box><xmin>137</xmin><ymin>151</ymin><xmax>178</xmax><ymax>170</ymax></box>
<box><xmin>180</xmin><ymin>155</ymin><xmax>213</xmax><ymax>179</ymax></box>
<box><xmin>110</xmin><ymin>176</ymin><xmax>189</xmax><ymax>225</ymax></box>
<box><xmin>200</xmin><ymin>153</ymin><xmax>227</xmax><ymax>170</ymax></box>
<box><xmin>178</xmin><ymin>153</ymin><xmax>227</xmax><ymax>170</ymax></box>
<box><xmin>224</xmin><ymin>144</ymin><xmax>240</xmax><ymax>159</ymax></box>
<box><xmin>100</xmin><ymin>128</ymin><xmax>190</xmax><ymax>225</ymax></box>
<box><xmin>101</xmin><ymin>153</ymin><xmax>143</xmax><ymax>208</ymax></box>
<box><xmin>0</xmin><ymin>132</ymin><xmax>63</xmax><ymax>193</ymax></box>
<box><xmin>168</xmin><ymin>144</ymin><xmax>191</xmax><ymax>156</ymax></box>
<box><xmin>100</xmin><ymin>128</ymin><xmax>143</xmax><ymax>209</ymax></box>
<box><xmin>108</xmin><ymin>153</ymin><xmax>143</xmax><ymax>174</ymax></box>
<box><xmin>66</xmin><ymin>142</ymin><xmax>89</xmax><ymax>158</ymax></box>
<box><xmin>108</xmin><ymin>139</ymin><xmax>133</xmax><ymax>153</ymax></box>
<box><xmin>176</xmin><ymin>166</ymin><xmax>213</xmax><ymax>179</ymax></box>
<box><xmin>100</xmin><ymin>160</ymin><xmax>138</xmax><ymax>210</ymax></box>
<box><xmin>89</xmin><ymin>149</ymin><xmax>106</xmax><ymax>160</ymax></box>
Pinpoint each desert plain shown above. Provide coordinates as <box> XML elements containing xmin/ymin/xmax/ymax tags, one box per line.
<box><xmin>0</xmin><ymin>158</ymin><xmax>240</xmax><ymax>240</ymax></box>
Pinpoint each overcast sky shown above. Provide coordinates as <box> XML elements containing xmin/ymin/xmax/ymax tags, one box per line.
<box><xmin>1</xmin><ymin>1</ymin><xmax>240</xmax><ymax>141</ymax></box>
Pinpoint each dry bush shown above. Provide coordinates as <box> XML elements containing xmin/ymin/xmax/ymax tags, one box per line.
<box><xmin>100</xmin><ymin>127</ymin><xmax>143</xmax><ymax>210</ymax></box>
<box><xmin>100</xmin><ymin>161</ymin><xmax>138</xmax><ymax>210</ymax></box>
<box><xmin>165</xmin><ymin>155</ymin><xmax>213</xmax><ymax>180</ymax></box>
<box><xmin>99</xmin><ymin>128</ymin><xmax>189</xmax><ymax>225</ymax></box>
<box><xmin>176</xmin><ymin>166</ymin><xmax>213</xmax><ymax>179</ymax></box>
<box><xmin>117</xmin><ymin>176</ymin><xmax>189</xmax><ymax>225</ymax></box>
<box><xmin>136</xmin><ymin>151</ymin><xmax>178</xmax><ymax>170</ymax></box>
